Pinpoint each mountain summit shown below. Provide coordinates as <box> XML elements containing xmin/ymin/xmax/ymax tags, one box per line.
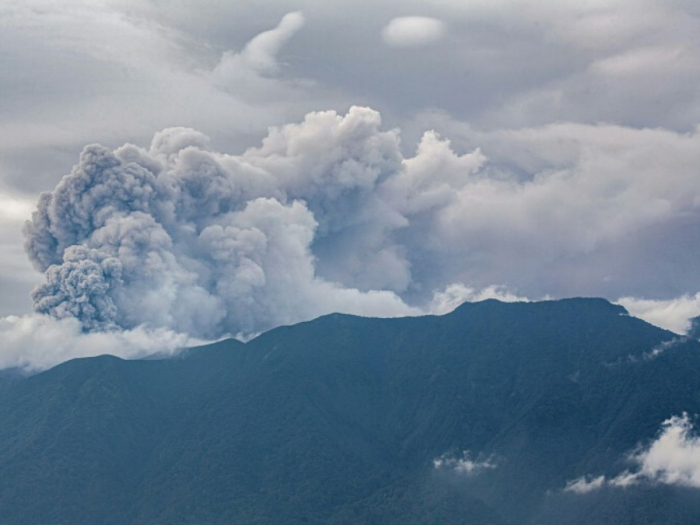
<box><xmin>1</xmin><ymin>298</ymin><xmax>699</xmax><ymax>524</ymax></box>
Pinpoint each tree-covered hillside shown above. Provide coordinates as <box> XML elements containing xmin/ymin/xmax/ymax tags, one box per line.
<box><xmin>1</xmin><ymin>298</ymin><xmax>699</xmax><ymax>524</ymax></box>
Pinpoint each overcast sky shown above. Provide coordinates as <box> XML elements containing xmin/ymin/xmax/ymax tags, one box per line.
<box><xmin>2</xmin><ymin>0</ymin><xmax>700</xmax><ymax>369</ymax></box>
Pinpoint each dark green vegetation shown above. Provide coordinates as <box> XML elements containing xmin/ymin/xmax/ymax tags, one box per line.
<box><xmin>2</xmin><ymin>298</ymin><xmax>700</xmax><ymax>524</ymax></box>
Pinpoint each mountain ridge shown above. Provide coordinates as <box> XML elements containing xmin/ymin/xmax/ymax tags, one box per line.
<box><xmin>1</xmin><ymin>297</ymin><xmax>698</xmax><ymax>524</ymax></box>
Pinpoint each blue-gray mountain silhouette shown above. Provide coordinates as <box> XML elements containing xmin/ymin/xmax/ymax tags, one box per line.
<box><xmin>1</xmin><ymin>298</ymin><xmax>700</xmax><ymax>524</ymax></box>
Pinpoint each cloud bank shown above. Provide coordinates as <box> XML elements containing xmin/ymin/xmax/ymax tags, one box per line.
<box><xmin>0</xmin><ymin>314</ymin><xmax>201</xmax><ymax>372</ymax></box>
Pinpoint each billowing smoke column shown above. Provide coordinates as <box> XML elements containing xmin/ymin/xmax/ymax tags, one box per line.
<box><xmin>24</xmin><ymin>107</ymin><xmax>485</xmax><ymax>338</ymax></box>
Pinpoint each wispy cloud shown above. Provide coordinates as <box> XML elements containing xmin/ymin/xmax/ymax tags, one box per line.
<box><xmin>433</xmin><ymin>451</ymin><xmax>497</xmax><ymax>475</ymax></box>
<box><xmin>564</xmin><ymin>475</ymin><xmax>606</xmax><ymax>494</ymax></box>
<box><xmin>212</xmin><ymin>12</ymin><xmax>306</xmax><ymax>91</ymax></box>
<box><xmin>429</xmin><ymin>283</ymin><xmax>530</xmax><ymax>315</ymax></box>
<box><xmin>382</xmin><ymin>17</ymin><xmax>446</xmax><ymax>48</ymax></box>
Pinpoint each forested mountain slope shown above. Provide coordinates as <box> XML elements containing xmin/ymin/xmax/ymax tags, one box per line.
<box><xmin>1</xmin><ymin>299</ymin><xmax>699</xmax><ymax>524</ymax></box>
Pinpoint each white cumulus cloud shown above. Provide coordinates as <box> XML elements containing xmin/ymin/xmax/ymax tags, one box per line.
<box><xmin>617</xmin><ymin>294</ymin><xmax>700</xmax><ymax>335</ymax></box>
<box><xmin>565</xmin><ymin>413</ymin><xmax>700</xmax><ymax>492</ymax></box>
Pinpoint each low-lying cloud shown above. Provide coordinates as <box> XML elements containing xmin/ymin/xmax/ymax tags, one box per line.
<box><xmin>0</xmin><ymin>314</ymin><xmax>201</xmax><ymax>372</ymax></box>
<box><xmin>565</xmin><ymin>413</ymin><xmax>700</xmax><ymax>492</ymax></box>
<box><xmin>617</xmin><ymin>295</ymin><xmax>700</xmax><ymax>335</ymax></box>
<box><xmin>564</xmin><ymin>474</ymin><xmax>606</xmax><ymax>494</ymax></box>
<box><xmin>428</xmin><ymin>283</ymin><xmax>531</xmax><ymax>316</ymax></box>
<box><xmin>433</xmin><ymin>450</ymin><xmax>497</xmax><ymax>475</ymax></box>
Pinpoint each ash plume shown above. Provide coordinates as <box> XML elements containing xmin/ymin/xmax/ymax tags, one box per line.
<box><xmin>23</xmin><ymin>108</ymin><xmax>447</xmax><ymax>338</ymax></box>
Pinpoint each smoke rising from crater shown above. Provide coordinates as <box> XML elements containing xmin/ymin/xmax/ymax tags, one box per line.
<box><xmin>23</xmin><ymin>108</ymin><xmax>452</xmax><ymax>338</ymax></box>
<box><xmin>22</xmin><ymin>105</ymin><xmax>700</xmax><ymax>342</ymax></box>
